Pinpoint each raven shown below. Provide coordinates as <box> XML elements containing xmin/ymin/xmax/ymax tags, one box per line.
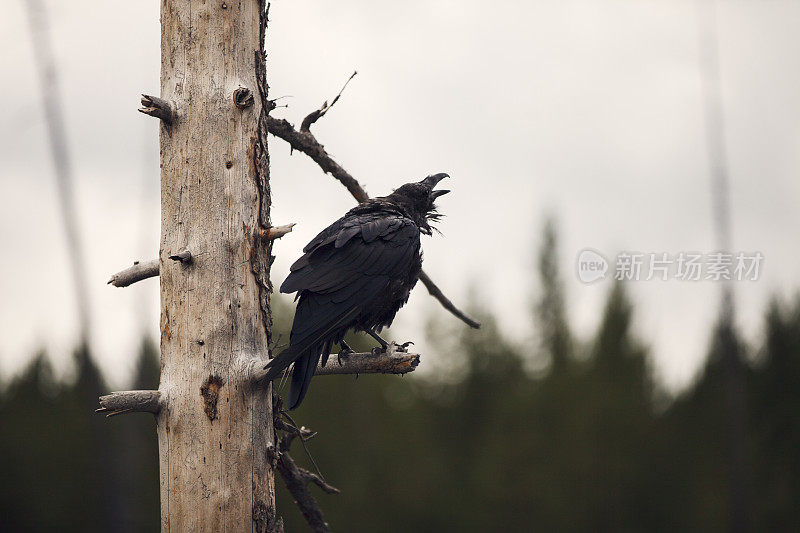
<box><xmin>264</xmin><ymin>173</ymin><xmax>450</xmax><ymax>409</ymax></box>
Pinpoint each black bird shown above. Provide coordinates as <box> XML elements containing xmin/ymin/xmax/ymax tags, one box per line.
<box><xmin>264</xmin><ymin>173</ymin><xmax>450</xmax><ymax>409</ymax></box>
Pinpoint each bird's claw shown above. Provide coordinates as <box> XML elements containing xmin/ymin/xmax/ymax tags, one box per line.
<box><xmin>370</xmin><ymin>341</ymin><xmax>414</xmax><ymax>355</ymax></box>
<box><xmin>397</xmin><ymin>341</ymin><xmax>414</xmax><ymax>353</ymax></box>
<box><xmin>337</xmin><ymin>348</ymin><xmax>355</xmax><ymax>366</ymax></box>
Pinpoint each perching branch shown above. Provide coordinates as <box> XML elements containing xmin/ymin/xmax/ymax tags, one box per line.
<box><xmin>266</xmin><ymin>93</ymin><xmax>481</xmax><ymax>329</ymax></box>
<box><xmin>96</xmin><ymin>390</ymin><xmax>161</xmax><ymax>417</ymax></box>
<box><xmin>314</xmin><ymin>348</ymin><xmax>420</xmax><ymax>376</ymax></box>
<box><xmin>139</xmin><ymin>94</ymin><xmax>175</xmax><ymax>125</ymax></box>
<box><xmin>107</xmin><ymin>259</ymin><xmax>159</xmax><ymax>287</ymax></box>
<box><xmin>252</xmin><ymin>344</ymin><xmax>420</xmax><ymax>384</ymax></box>
<box><xmin>271</xmin><ymin>402</ymin><xmax>338</xmax><ymax>533</ymax></box>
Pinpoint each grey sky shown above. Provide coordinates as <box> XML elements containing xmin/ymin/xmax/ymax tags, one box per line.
<box><xmin>1</xmin><ymin>0</ymin><xmax>798</xmax><ymax>390</ymax></box>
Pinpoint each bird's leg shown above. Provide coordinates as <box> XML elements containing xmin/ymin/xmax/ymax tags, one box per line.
<box><xmin>367</xmin><ymin>328</ymin><xmax>389</xmax><ymax>355</ymax></box>
<box><xmin>367</xmin><ymin>329</ymin><xmax>415</xmax><ymax>354</ymax></box>
<box><xmin>337</xmin><ymin>340</ymin><xmax>355</xmax><ymax>366</ymax></box>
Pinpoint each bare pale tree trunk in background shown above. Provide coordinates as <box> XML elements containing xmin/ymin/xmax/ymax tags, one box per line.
<box><xmin>696</xmin><ymin>1</ymin><xmax>751</xmax><ymax>530</ymax></box>
<box><xmin>24</xmin><ymin>0</ymin><xmax>92</xmax><ymax>349</ymax></box>
<box><xmin>156</xmin><ymin>1</ymin><xmax>276</xmax><ymax>530</ymax></box>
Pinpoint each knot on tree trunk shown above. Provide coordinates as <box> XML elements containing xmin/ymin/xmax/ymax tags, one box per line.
<box><xmin>200</xmin><ymin>375</ymin><xmax>225</xmax><ymax>422</ymax></box>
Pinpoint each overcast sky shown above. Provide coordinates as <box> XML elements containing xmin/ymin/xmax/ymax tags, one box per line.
<box><xmin>1</xmin><ymin>0</ymin><xmax>798</xmax><ymax>391</ymax></box>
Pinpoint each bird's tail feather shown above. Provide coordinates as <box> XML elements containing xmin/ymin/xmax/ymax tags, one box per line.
<box><xmin>287</xmin><ymin>339</ymin><xmax>332</xmax><ymax>410</ymax></box>
<box><xmin>262</xmin><ymin>344</ymin><xmax>302</xmax><ymax>382</ymax></box>
<box><xmin>287</xmin><ymin>349</ymin><xmax>318</xmax><ymax>410</ymax></box>
<box><xmin>266</xmin><ymin>306</ymin><xmax>361</xmax><ymax>408</ymax></box>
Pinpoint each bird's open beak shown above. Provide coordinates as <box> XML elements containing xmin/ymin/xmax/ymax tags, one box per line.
<box><xmin>420</xmin><ymin>173</ymin><xmax>449</xmax><ymax>188</ymax></box>
<box><xmin>431</xmin><ymin>189</ymin><xmax>450</xmax><ymax>199</ymax></box>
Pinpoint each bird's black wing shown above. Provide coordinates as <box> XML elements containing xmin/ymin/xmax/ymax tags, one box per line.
<box><xmin>263</xmin><ymin>212</ymin><xmax>420</xmax><ymax>405</ymax></box>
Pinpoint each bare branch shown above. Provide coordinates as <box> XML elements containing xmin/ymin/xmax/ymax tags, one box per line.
<box><xmin>266</xmin><ymin>109</ymin><xmax>481</xmax><ymax>328</ymax></box>
<box><xmin>107</xmin><ymin>259</ymin><xmax>159</xmax><ymax>288</ymax></box>
<box><xmin>315</xmin><ymin>348</ymin><xmax>420</xmax><ymax>376</ymax></box>
<box><xmin>251</xmin><ymin>344</ymin><xmax>420</xmax><ymax>384</ymax></box>
<box><xmin>271</xmin><ymin>401</ymin><xmax>338</xmax><ymax>533</ymax></box>
<box><xmin>266</xmin><ymin>116</ymin><xmax>369</xmax><ymax>203</ymax></box>
<box><xmin>139</xmin><ymin>94</ymin><xmax>175</xmax><ymax>125</ymax></box>
<box><xmin>300</xmin><ymin>466</ymin><xmax>340</xmax><ymax>495</ymax></box>
<box><xmin>418</xmin><ymin>271</ymin><xmax>481</xmax><ymax>329</ymax></box>
<box><xmin>96</xmin><ymin>390</ymin><xmax>161</xmax><ymax>417</ymax></box>
<box><xmin>270</xmin><ymin>445</ymin><xmax>336</xmax><ymax>532</ymax></box>
<box><xmin>275</xmin><ymin>419</ymin><xmax>317</xmax><ymax>447</ymax></box>
<box><xmin>300</xmin><ymin>71</ymin><xmax>357</xmax><ymax>132</ymax></box>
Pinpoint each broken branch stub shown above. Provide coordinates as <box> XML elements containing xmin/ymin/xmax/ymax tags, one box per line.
<box><xmin>233</xmin><ymin>87</ymin><xmax>254</xmax><ymax>109</ymax></box>
<box><xmin>107</xmin><ymin>259</ymin><xmax>159</xmax><ymax>288</ymax></box>
<box><xmin>138</xmin><ymin>94</ymin><xmax>175</xmax><ymax>125</ymax></box>
<box><xmin>168</xmin><ymin>249</ymin><xmax>192</xmax><ymax>264</ymax></box>
<box><xmin>254</xmin><ymin>223</ymin><xmax>296</xmax><ymax>241</ymax></box>
<box><xmin>96</xmin><ymin>390</ymin><xmax>161</xmax><ymax>417</ymax></box>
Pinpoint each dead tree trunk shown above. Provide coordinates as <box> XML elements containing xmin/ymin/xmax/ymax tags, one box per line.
<box><xmin>99</xmin><ymin>4</ymin><xmax>445</xmax><ymax>530</ymax></box>
<box><xmin>155</xmin><ymin>1</ymin><xmax>276</xmax><ymax>530</ymax></box>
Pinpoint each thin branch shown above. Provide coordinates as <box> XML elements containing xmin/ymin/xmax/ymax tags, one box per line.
<box><xmin>266</xmin><ymin>116</ymin><xmax>368</xmax><ymax>203</ymax></box>
<box><xmin>300</xmin><ymin>71</ymin><xmax>357</xmax><ymax>132</ymax></box>
<box><xmin>139</xmin><ymin>94</ymin><xmax>175</xmax><ymax>125</ymax></box>
<box><xmin>270</xmin><ymin>445</ymin><xmax>336</xmax><ymax>533</ymax></box>
<box><xmin>418</xmin><ymin>271</ymin><xmax>481</xmax><ymax>329</ymax></box>
<box><xmin>266</xmin><ymin>105</ymin><xmax>481</xmax><ymax>328</ymax></box>
<box><xmin>276</xmin><ymin>418</ymin><xmax>317</xmax><ymax>447</ymax></box>
<box><xmin>252</xmin><ymin>344</ymin><xmax>420</xmax><ymax>384</ymax></box>
<box><xmin>293</xmin><ymin>461</ymin><xmax>340</xmax><ymax>495</ymax></box>
<box><xmin>277</xmin><ymin>412</ymin><xmax>324</xmax><ymax>481</ymax></box>
<box><xmin>108</xmin><ymin>259</ymin><xmax>159</xmax><ymax>288</ymax></box>
<box><xmin>271</xmin><ymin>400</ymin><xmax>338</xmax><ymax>533</ymax></box>
<box><xmin>96</xmin><ymin>390</ymin><xmax>161</xmax><ymax>417</ymax></box>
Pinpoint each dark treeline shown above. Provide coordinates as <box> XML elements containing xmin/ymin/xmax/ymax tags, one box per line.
<box><xmin>2</xmin><ymin>224</ymin><xmax>799</xmax><ymax>532</ymax></box>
